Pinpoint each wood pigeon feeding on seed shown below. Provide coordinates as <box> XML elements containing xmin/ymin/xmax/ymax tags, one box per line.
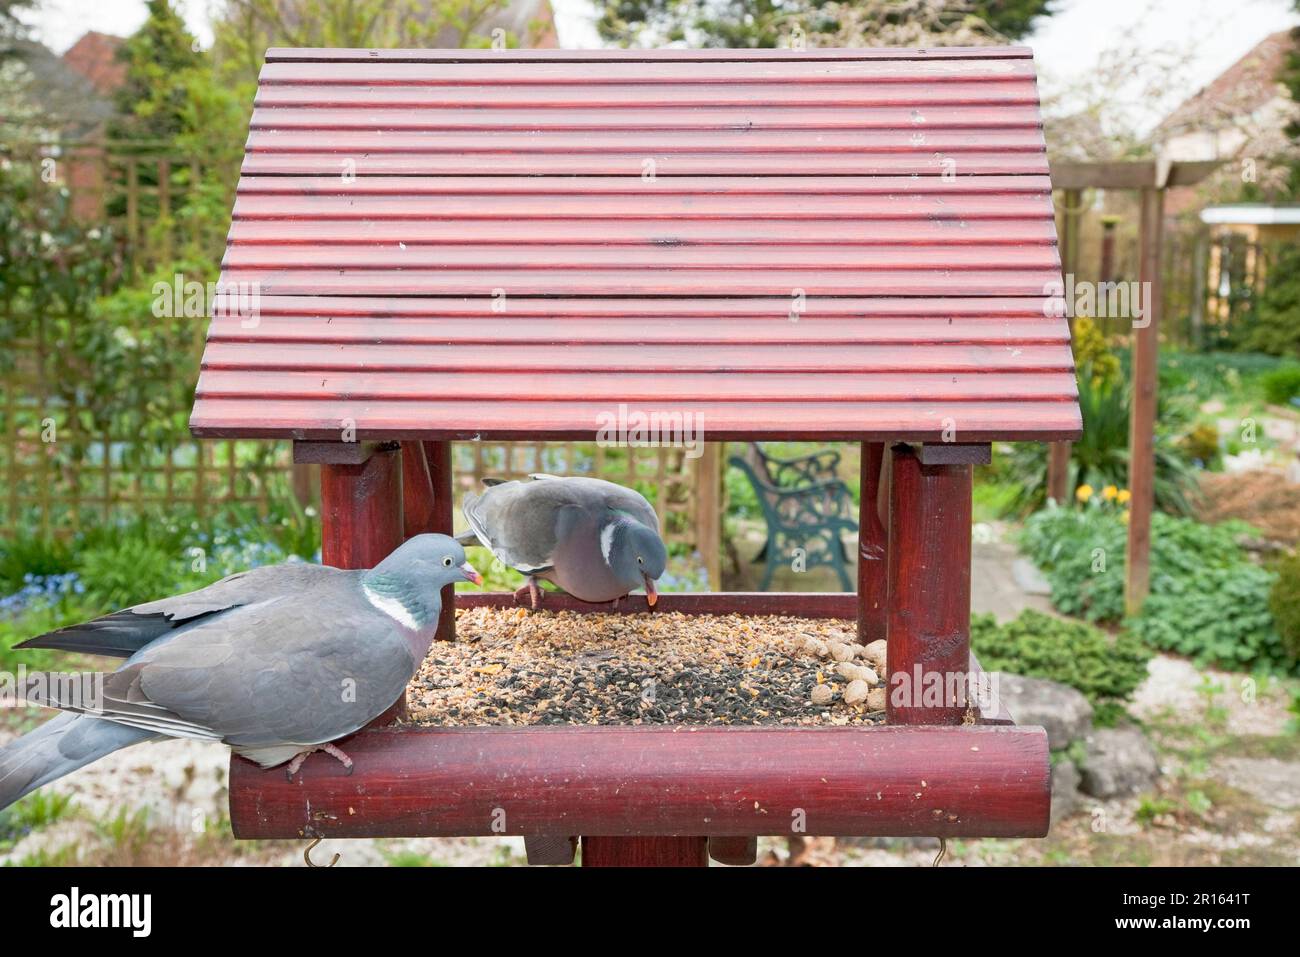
<box><xmin>456</xmin><ymin>474</ymin><xmax>667</xmax><ymax>608</ymax></box>
<box><xmin>0</xmin><ymin>534</ymin><xmax>481</xmax><ymax>811</ymax></box>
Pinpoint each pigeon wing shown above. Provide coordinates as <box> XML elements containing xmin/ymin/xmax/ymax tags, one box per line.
<box><xmin>462</xmin><ymin>481</ymin><xmax>563</xmax><ymax>573</ymax></box>
<box><xmin>15</xmin><ymin>563</ymin><xmax>342</xmax><ymax>658</ymax></box>
<box><xmin>130</xmin><ymin>587</ymin><xmax>417</xmax><ymax>749</ymax></box>
<box><xmin>35</xmin><ymin>585</ymin><xmax>417</xmax><ymax>749</ymax></box>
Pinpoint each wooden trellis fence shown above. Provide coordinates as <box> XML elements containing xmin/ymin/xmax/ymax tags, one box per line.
<box><xmin>0</xmin><ymin>141</ymin><xmax>719</xmax><ymax>570</ymax></box>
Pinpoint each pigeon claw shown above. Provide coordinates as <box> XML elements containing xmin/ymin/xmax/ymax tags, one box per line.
<box><xmin>286</xmin><ymin>750</ymin><xmax>310</xmax><ymax>781</ymax></box>
<box><xmin>284</xmin><ymin>743</ymin><xmax>354</xmax><ymax>780</ymax></box>
<box><xmin>321</xmin><ymin>742</ymin><xmax>354</xmax><ymax>774</ymax></box>
<box><xmin>514</xmin><ymin>577</ymin><xmax>542</xmax><ymax>610</ymax></box>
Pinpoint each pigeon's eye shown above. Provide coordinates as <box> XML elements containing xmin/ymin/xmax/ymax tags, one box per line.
<box><xmin>442</xmin><ymin>557</ymin><xmax>453</xmax><ymax>567</ymax></box>
<box><xmin>637</xmin><ymin>556</ymin><xmax>644</xmax><ymax>565</ymax></box>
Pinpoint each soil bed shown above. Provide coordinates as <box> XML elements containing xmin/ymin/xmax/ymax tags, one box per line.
<box><xmin>408</xmin><ymin>608</ymin><xmax>885</xmax><ymax>727</ymax></box>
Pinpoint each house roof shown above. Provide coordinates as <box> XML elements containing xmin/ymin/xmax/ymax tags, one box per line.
<box><xmin>7</xmin><ymin>37</ymin><xmax>117</xmax><ymax>136</ymax></box>
<box><xmin>1201</xmin><ymin>203</ymin><xmax>1300</xmax><ymax>225</ymax></box>
<box><xmin>1156</xmin><ymin>30</ymin><xmax>1292</xmax><ymax>138</ymax></box>
<box><xmin>190</xmin><ymin>47</ymin><xmax>1078</xmax><ymax>443</ymax></box>
<box><xmin>61</xmin><ymin>31</ymin><xmax>126</xmax><ymax>96</ymax></box>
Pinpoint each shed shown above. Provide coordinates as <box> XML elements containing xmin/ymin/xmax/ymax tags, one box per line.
<box><xmin>193</xmin><ymin>46</ymin><xmax>1080</xmax><ymax>867</ymax></box>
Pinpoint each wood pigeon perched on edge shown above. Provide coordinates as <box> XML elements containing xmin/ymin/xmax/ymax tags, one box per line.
<box><xmin>0</xmin><ymin>534</ymin><xmax>481</xmax><ymax>812</ymax></box>
<box><xmin>456</xmin><ymin>474</ymin><xmax>668</xmax><ymax>609</ymax></box>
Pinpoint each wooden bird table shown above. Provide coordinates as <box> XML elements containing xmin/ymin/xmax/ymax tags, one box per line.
<box><xmin>193</xmin><ymin>46</ymin><xmax>1080</xmax><ymax>866</ymax></box>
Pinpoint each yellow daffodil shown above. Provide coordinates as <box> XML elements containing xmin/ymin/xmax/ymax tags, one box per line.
<box><xmin>1102</xmin><ymin>485</ymin><xmax>1118</xmax><ymax>501</ymax></box>
<box><xmin>1117</xmin><ymin>489</ymin><xmax>1132</xmax><ymax>505</ymax></box>
<box><xmin>1076</xmin><ymin>484</ymin><xmax>1094</xmax><ymax>503</ymax></box>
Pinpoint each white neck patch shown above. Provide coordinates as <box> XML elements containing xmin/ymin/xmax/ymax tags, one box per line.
<box><xmin>364</xmin><ymin>585</ymin><xmax>420</xmax><ymax>630</ymax></box>
<box><xmin>600</xmin><ymin>522</ymin><xmax>619</xmax><ymax>566</ymax></box>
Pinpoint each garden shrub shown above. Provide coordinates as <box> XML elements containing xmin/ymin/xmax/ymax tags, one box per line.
<box><xmin>1002</xmin><ymin>366</ymin><xmax>1200</xmax><ymax>516</ymax></box>
<box><xmin>1156</xmin><ymin>349</ymin><xmax>1287</xmax><ymax>404</ymax></box>
<box><xmin>1240</xmin><ymin>243</ymin><xmax>1300</xmax><ymax>357</ymax></box>
<box><xmin>0</xmin><ymin>538</ymin><xmax>75</xmax><ymax>593</ymax></box>
<box><xmin>1178</xmin><ymin>422</ymin><xmax>1221</xmax><ymax>469</ymax></box>
<box><xmin>1020</xmin><ymin>504</ymin><xmax>1292</xmax><ymax>673</ymax></box>
<box><xmin>971</xmin><ymin>609</ymin><xmax>1152</xmax><ymax>725</ymax></box>
<box><xmin>1270</xmin><ymin>551</ymin><xmax>1300</xmax><ymax>664</ymax></box>
<box><xmin>75</xmin><ymin>536</ymin><xmax>186</xmax><ymax>610</ymax></box>
<box><xmin>1261</xmin><ymin>364</ymin><xmax>1300</xmax><ymax>407</ymax></box>
<box><xmin>1071</xmin><ymin>316</ymin><xmax>1120</xmax><ymax>386</ymax></box>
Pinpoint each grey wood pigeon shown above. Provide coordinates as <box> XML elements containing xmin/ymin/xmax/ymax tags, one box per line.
<box><xmin>0</xmin><ymin>533</ymin><xmax>480</xmax><ymax>811</ymax></box>
<box><xmin>457</xmin><ymin>473</ymin><xmax>667</xmax><ymax>608</ymax></box>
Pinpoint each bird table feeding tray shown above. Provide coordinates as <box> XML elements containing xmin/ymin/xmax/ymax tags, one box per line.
<box><xmin>192</xmin><ymin>46</ymin><xmax>1079</xmax><ymax>866</ymax></box>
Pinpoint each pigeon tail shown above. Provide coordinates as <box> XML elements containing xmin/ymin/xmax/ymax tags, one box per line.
<box><xmin>0</xmin><ymin>713</ymin><xmax>156</xmax><ymax>812</ymax></box>
<box><xmin>454</xmin><ymin>528</ymin><xmax>482</xmax><ymax>547</ymax></box>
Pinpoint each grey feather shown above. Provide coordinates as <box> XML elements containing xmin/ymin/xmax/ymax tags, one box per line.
<box><xmin>0</xmin><ymin>533</ymin><xmax>480</xmax><ymax>807</ymax></box>
<box><xmin>460</xmin><ymin>475</ymin><xmax>665</xmax><ymax>603</ymax></box>
<box><xmin>0</xmin><ymin>714</ymin><xmax>156</xmax><ymax>811</ymax></box>
<box><xmin>15</xmin><ymin>563</ymin><xmax>338</xmax><ymax>658</ymax></box>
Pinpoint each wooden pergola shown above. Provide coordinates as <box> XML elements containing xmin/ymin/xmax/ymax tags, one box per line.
<box><xmin>1047</xmin><ymin>159</ymin><xmax>1219</xmax><ymax>612</ymax></box>
<box><xmin>191</xmin><ymin>46</ymin><xmax>1078</xmax><ymax>866</ymax></box>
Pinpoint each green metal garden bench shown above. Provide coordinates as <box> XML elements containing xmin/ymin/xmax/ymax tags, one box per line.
<box><xmin>730</xmin><ymin>450</ymin><xmax>857</xmax><ymax>591</ymax></box>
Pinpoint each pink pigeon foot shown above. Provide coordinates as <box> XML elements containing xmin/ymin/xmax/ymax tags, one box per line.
<box><xmin>285</xmin><ymin>743</ymin><xmax>354</xmax><ymax>780</ymax></box>
<box><xmin>285</xmin><ymin>750</ymin><xmax>309</xmax><ymax>781</ymax></box>
<box><xmin>321</xmin><ymin>742</ymin><xmax>354</xmax><ymax>774</ymax></box>
<box><xmin>514</xmin><ymin>577</ymin><xmax>542</xmax><ymax>610</ymax></box>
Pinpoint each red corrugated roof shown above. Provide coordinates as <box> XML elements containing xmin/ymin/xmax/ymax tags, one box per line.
<box><xmin>191</xmin><ymin>47</ymin><xmax>1079</xmax><ymax>442</ymax></box>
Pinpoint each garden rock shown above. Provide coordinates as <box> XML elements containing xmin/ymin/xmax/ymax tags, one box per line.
<box><xmin>1050</xmin><ymin>759</ymin><xmax>1082</xmax><ymax>825</ymax></box>
<box><xmin>993</xmin><ymin>673</ymin><xmax>1093</xmax><ymax>750</ymax></box>
<box><xmin>1079</xmin><ymin>727</ymin><xmax>1159</xmax><ymax>798</ymax></box>
<box><xmin>1011</xmin><ymin>557</ymin><xmax>1052</xmax><ymax>596</ymax></box>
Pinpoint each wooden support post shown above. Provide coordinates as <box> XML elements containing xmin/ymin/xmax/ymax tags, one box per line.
<box><xmin>581</xmin><ymin>836</ymin><xmax>710</xmax><ymax>868</ymax></box>
<box><xmin>400</xmin><ymin>441</ymin><xmax>437</xmax><ymax>540</ymax></box>
<box><xmin>290</xmin><ymin>462</ymin><xmax>317</xmax><ymax>509</ymax></box>
<box><xmin>1046</xmin><ymin>442</ymin><xmax>1072</xmax><ymax>505</ymax></box>
<box><xmin>694</xmin><ymin>442</ymin><xmax>722</xmax><ymax>590</ymax></box>
<box><xmin>524</xmin><ymin>836</ymin><xmax>577</xmax><ymax>866</ymax></box>
<box><xmin>320</xmin><ymin>445</ymin><xmax>406</xmax><ymax>723</ymax></box>
<box><xmin>885</xmin><ymin>445</ymin><xmax>973</xmax><ymax>726</ymax></box>
<box><xmin>1126</xmin><ymin>187</ymin><xmax>1164</xmax><ymax>615</ymax></box>
<box><xmin>422</xmin><ymin>441</ymin><xmax>456</xmax><ymax>643</ymax></box>
<box><xmin>709</xmin><ymin>836</ymin><xmax>758</xmax><ymax>866</ymax></box>
<box><xmin>321</xmin><ymin>447</ymin><xmax>403</xmax><ymax>569</ymax></box>
<box><xmin>856</xmin><ymin>442</ymin><xmax>888</xmax><ymax>644</ymax></box>
<box><xmin>1047</xmin><ymin>186</ymin><xmax>1082</xmax><ymax>503</ymax></box>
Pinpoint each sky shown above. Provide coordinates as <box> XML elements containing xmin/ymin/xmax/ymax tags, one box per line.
<box><xmin>20</xmin><ymin>0</ymin><xmax>1300</xmax><ymax>131</ymax></box>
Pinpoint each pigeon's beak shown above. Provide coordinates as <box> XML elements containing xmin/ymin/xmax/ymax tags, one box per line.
<box><xmin>643</xmin><ymin>574</ymin><xmax>658</xmax><ymax>607</ymax></box>
<box><xmin>460</xmin><ymin>562</ymin><xmax>483</xmax><ymax>586</ymax></box>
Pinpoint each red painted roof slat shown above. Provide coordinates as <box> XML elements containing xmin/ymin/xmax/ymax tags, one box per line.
<box><xmin>243</xmin><ymin>127</ymin><xmax>1045</xmax><ymax>155</ymax></box>
<box><xmin>201</xmin><ymin>341</ymin><xmax>1076</xmax><ymax>374</ymax></box>
<box><xmin>234</xmin><ymin>174</ymin><xmax>1052</xmax><ymax>196</ymax></box>
<box><xmin>249</xmin><ymin>104</ymin><xmax>1046</xmax><ymax>132</ymax></box>
<box><xmin>204</xmin><ymin>314</ymin><xmax>1069</xmax><ymax>346</ymax></box>
<box><xmin>263</xmin><ymin>46</ymin><xmax>1034</xmax><ymax>62</ymax></box>
<box><xmin>196</xmin><ymin>370</ymin><xmax>1078</xmax><ymax>403</ymax></box>
<box><xmin>255</xmin><ymin>80</ymin><xmax>1042</xmax><ymax>109</ymax></box>
<box><xmin>189</xmin><ymin>399</ymin><xmax>1080</xmax><ymax>442</ymax></box>
<box><xmin>241</xmin><ymin>151</ymin><xmax>1050</xmax><ymax>177</ymax></box>
<box><xmin>192</xmin><ymin>47</ymin><xmax>1078</xmax><ymax>442</ymax></box>
<box><xmin>227</xmin><ymin>218</ymin><xmax>1059</xmax><ymax>246</ymax></box>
